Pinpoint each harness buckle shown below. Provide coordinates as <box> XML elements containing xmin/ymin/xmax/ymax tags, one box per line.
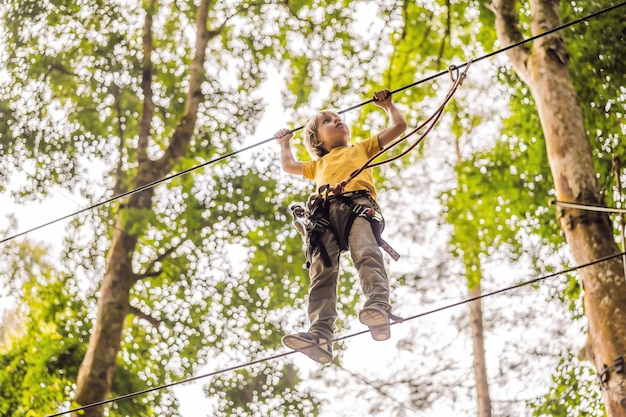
<box><xmin>352</xmin><ymin>204</ymin><xmax>376</xmax><ymax>218</ymax></box>
<box><xmin>311</xmin><ymin>218</ymin><xmax>330</xmax><ymax>233</ymax></box>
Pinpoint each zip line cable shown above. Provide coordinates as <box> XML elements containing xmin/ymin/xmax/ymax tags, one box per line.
<box><xmin>48</xmin><ymin>249</ymin><xmax>626</xmax><ymax>417</ymax></box>
<box><xmin>3</xmin><ymin>1</ymin><xmax>626</xmax><ymax>245</ymax></box>
<box><xmin>550</xmin><ymin>199</ymin><xmax>626</xmax><ymax>214</ymax></box>
<box><xmin>338</xmin><ymin>1</ymin><xmax>626</xmax><ymax>113</ymax></box>
<box><xmin>332</xmin><ymin>63</ymin><xmax>470</xmax><ymax>195</ymax></box>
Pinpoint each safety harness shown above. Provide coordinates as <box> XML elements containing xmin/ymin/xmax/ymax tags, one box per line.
<box><xmin>293</xmin><ymin>185</ymin><xmax>400</xmax><ymax>268</ymax></box>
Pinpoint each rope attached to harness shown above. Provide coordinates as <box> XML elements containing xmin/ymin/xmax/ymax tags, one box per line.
<box><xmin>296</xmin><ymin>62</ymin><xmax>471</xmax><ymax>266</ymax></box>
<box><xmin>332</xmin><ymin>62</ymin><xmax>472</xmax><ymax>195</ymax></box>
<box><xmin>294</xmin><ymin>187</ymin><xmax>400</xmax><ymax>266</ymax></box>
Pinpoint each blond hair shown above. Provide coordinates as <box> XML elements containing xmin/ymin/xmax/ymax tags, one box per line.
<box><xmin>303</xmin><ymin>110</ymin><xmax>341</xmax><ymax>159</ymax></box>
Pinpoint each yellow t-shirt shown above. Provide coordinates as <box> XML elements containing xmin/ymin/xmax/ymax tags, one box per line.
<box><xmin>302</xmin><ymin>135</ymin><xmax>381</xmax><ymax>201</ymax></box>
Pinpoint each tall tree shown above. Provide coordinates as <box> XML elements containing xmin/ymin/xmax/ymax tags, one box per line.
<box><xmin>490</xmin><ymin>0</ymin><xmax>626</xmax><ymax>414</ymax></box>
<box><xmin>371</xmin><ymin>1</ymin><xmax>500</xmax><ymax>413</ymax></box>
<box><xmin>356</xmin><ymin>0</ymin><xmax>625</xmax><ymax>414</ymax></box>
<box><xmin>0</xmin><ymin>0</ymin><xmax>374</xmax><ymax>415</ymax></box>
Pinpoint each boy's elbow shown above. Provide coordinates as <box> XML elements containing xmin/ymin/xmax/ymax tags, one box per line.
<box><xmin>282</xmin><ymin>161</ymin><xmax>302</xmax><ymax>175</ymax></box>
<box><xmin>281</xmin><ymin>163</ymin><xmax>294</xmax><ymax>174</ymax></box>
<box><xmin>393</xmin><ymin>120</ymin><xmax>407</xmax><ymax>137</ymax></box>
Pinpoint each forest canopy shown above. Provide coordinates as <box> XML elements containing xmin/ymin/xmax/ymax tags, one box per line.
<box><xmin>0</xmin><ymin>0</ymin><xmax>625</xmax><ymax>416</ymax></box>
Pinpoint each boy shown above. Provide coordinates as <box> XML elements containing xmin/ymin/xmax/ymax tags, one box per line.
<box><xmin>275</xmin><ymin>89</ymin><xmax>407</xmax><ymax>364</ymax></box>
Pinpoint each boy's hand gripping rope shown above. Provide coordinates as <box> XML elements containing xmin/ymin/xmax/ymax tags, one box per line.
<box><xmin>332</xmin><ymin>61</ymin><xmax>472</xmax><ymax>196</ymax></box>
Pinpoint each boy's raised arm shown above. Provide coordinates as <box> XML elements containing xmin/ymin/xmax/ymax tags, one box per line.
<box><xmin>373</xmin><ymin>90</ymin><xmax>407</xmax><ymax>149</ymax></box>
<box><xmin>275</xmin><ymin>128</ymin><xmax>304</xmax><ymax>175</ymax></box>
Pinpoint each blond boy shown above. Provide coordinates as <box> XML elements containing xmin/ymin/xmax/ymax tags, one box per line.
<box><xmin>275</xmin><ymin>90</ymin><xmax>407</xmax><ymax>363</ymax></box>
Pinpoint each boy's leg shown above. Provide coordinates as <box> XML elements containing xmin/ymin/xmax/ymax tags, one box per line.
<box><xmin>349</xmin><ymin>216</ymin><xmax>392</xmax><ymax>340</ymax></box>
<box><xmin>348</xmin><ymin>216</ymin><xmax>392</xmax><ymax>315</ymax></box>
<box><xmin>307</xmin><ymin>228</ymin><xmax>341</xmax><ymax>341</ymax></box>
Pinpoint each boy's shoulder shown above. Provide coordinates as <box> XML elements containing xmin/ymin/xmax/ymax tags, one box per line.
<box><xmin>354</xmin><ymin>135</ymin><xmax>380</xmax><ymax>151</ymax></box>
<box><xmin>353</xmin><ymin>135</ymin><xmax>377</xmax><ymax>144</ymax></box>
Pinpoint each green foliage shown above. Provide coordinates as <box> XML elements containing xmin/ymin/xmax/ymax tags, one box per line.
<box><xmin>0</xmin><ymin>0</ymin><xmax>383</xmax><ymax>414</ymax></box>
<box><xmin>277</xmin><ymin>0</ymin><xmax>373</xmax><ymax>110</ymax></box>
<box><xmin>208</xmin><ymin>363</ymin><xmax>320</xmax><ymax>417</ymax></box>
<box><xmin>286</xmin><ymin>55</ymin><xmax>314</xmax><ymax>109</ymax></box>
<box><xmin>441</xmin><ymin>132</ymin><xmax>561</xmax><ymax>287</ymax></box>
<box><xmin>528</xmin><ymin>352</ymin><xmax>606</xmax><ymax>417</ymax></box>
<box><xmin>562</xmin><ymin>1</ymin><xmax>626</xmax><ymax>206</ymax></box>
<box><xmin>0</xmin><ymin>239</ymin><xmax>178</xmax><ymax>417</ymax></box>
<box><xmin>0</xmin><ymin>244</ymin><xmax>88</xmax><ymax>417</ymax></box>
<box><xmin>440</xmin><ymin>0</ymin><xmax>626</xmax><ymax>284</ymax></box>
<box><xmin>557</xmin><ymin>273</ymin><xmax>585</xmax><ymax>320</ymax></box>
<box><xmin>120</xmin><ymin>206</ymin><xmax>156</xmax><ymax>238</ymax></box>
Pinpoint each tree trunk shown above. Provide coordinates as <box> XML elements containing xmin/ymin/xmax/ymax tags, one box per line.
<box><xmin>469</xmin><ymin>284</ymin><xmax>492</xmax><ymax>417</ymax></box>
<box><xmin>72</xmin><ymin>1</ymin><xmax>212</xmax><ymax>415</ymax></box>
<box><xmin>73</xmin><ymin>198</ymin><xmax>145</xmax><ymax>416</ymax></box>
<box><xmin>454</xmin><ymin>133</ymin><xmax>494</xmax><ymax>416</ymax></box>
<box><xmin>492</xmin><ymin>0</ymin><xmax>626</xmax><ymax>414</ymax></box>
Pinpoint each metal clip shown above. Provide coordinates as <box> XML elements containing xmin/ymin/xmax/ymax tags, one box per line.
<box><xmin>599</xmin><ymin>364</ymin><xmax>611</xmax><ymax>389</ymax></box>
<box><xmin>459</xmin><ymin>59</ymin><xmax>472</xmax><ymax>86</ymax></box>
<box><xmin>598</xmin><ymin>355</ymin><xmax>624</xmax><ymax>390</ymax></box>
<box><xmin>332</xmin><ymin>182</ymin><xmax>345</xmax><ymax>196</ymax></box>
<box><xmin>448</xmin><ymin>64</ymin><xmax>459</xmax><ymax>82</ymax></box>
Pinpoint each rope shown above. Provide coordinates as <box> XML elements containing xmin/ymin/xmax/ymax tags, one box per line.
<box><xmin>47</xmin><ymin>250</ymin><xmax>626</xmax><ymax>417</ymax></box>
<box><xmin>331</xmin><ymin>63</ymin><xmax>471</xmax><ymax>195</ymax></box>
<box><xmin>550</xmin><ymin>199</ymin><xmax>626</xmax><ymax>214</ymax></box>
<box><xmin>3</xmin><ymin>1</ymin><xmax>625</xmax><ymax>244</ymax></box>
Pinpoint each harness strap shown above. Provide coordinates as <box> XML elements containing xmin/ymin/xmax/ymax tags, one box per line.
<box><xmin>303</xmin><ymin>189</ymin><xmax>400</xmax><ymax>268</ymax></box>
<box><xmin>308</xmin><ymin>232</ymin><xmax>333</xmax><ymax>268</ymax></box>
<box><xmin>307</xmin><ymin>206</ymin><xmax>339</xmax><ymax>268</ymax></box>
<box><xmin>342</xmin><ymin>199</ymin><xmax>400</xmax><ymax>262</ymax></box>
<box><xmin>379</xmin><ymin>238</ymin><xmax>401</xmax><ymax>262</ymax></box>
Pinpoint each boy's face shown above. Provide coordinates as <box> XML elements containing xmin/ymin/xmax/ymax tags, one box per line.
<box><xmin>317</xmin><ymin>112</ymin><xmax>350</xmax><ymax>151</ymax></box>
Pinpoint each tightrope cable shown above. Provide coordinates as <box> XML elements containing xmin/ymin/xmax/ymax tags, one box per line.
<box><xmin>47</xmin><ymin>250</ymin><xmax>626</xmax><ymax>417</ymax></box>
<box><xmin>3</xmin><ymin>1</ymin><xmax>626</xmax><ymax>245</ymax></box>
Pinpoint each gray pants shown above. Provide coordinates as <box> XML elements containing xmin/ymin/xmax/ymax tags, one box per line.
<box><xmin>307</xmin><ymin>196</ymin><xmax>391</xmax><ymax>340</ymax></box>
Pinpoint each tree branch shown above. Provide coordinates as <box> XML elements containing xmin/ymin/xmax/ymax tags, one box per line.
<box><xmin>490</xmin><ymin>0</ymin><xmax>531</xmax><ymax>83</ymax></box>
<box><xmin>153</xmin><ymin>0</ymin><xmax>212</xmax><ymax>176</ymax></box>
<box><xmin>386</xmin><ymin>2</ymin><xmax>434</xmax><ymax>87</ymax></box>
<box><xmin>138</xmin><ymin>0</ymin><xmax>156</xmax><ymax>165</ymax></box>
<box><xmin>49</xmin><ymin>63</ymin><xmax>78</xmax><ymax>77</ymax></box>
<box><xmin>111</xmin><ymin>84</ymin><xmax>127</xmax><ymax>196</ymax></box>
<box><xmin>128</xmin><ymin>305</ymin><xmax>162</xmax><ymax>329</ymax></box>
<box><xmin>436</xmin><ymin>0</ymin><xmax>452</xmax><ymax>70</ymax></box>
<box><xmin>529</xmin><ymin>0</ymin><xmax>568</xmax><ymax>65</ymax></box>
<box><xmin>337</xmin><ymin>364</ymin><xmax>423</xmax><ymax>414</ymax></box>
<box><xmin>135</xmin><ymin>244</ymin><xmax>180</xmax><ymax>281</ymax></box>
